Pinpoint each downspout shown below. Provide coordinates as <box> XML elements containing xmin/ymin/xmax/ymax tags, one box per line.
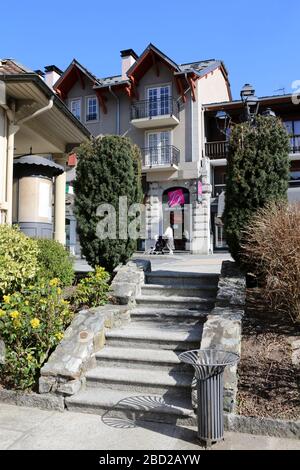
<box><xmin>108</xmin><ymin>86</ymin><xmax>120</xmax><ymax>135</ymax></box>
<box><xmin>5</xmin><ymin>95</ymin><xmax>55</xmax><ymax>224</ymax></box>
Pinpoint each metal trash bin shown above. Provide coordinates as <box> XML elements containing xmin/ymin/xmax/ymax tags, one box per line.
<box><xmin>179</xmin><ymin>349</ymin><xmax>239</xmax><ymax>447</ymax></box>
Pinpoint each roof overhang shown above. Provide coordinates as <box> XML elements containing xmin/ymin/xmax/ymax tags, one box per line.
<box><xmin>204</xmin><ymin>93</ymin><xmax>299</xmax><ymax>115</ymax></box>
<box><xmin>126</xmin><ymin>43</ymin><xmax>180</xmax><ymax>82</ymax></box>
<box><xmin>54</xmin><ymin>60</ymin><xmax>99</xmax><ymax>100</ymax></box>
<box><xmin>1</xmin><ymin>74</ymin><xmax>90</xmax><ymax>155</ymax></box>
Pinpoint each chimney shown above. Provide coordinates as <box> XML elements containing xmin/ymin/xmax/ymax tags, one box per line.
<box><xmin>120</xmin><ymin>49</ymin><xmax>138</xmax><ymax>80</ymax></box>
<box><xmin>44</xmin><ymin>65</ymin><xmax>63</xmax><ymax>89</ymax></box>
<box><xmin>34</xmin><ymin>69</ymin><xmax>45</xmax><ymax>79</ymax></box>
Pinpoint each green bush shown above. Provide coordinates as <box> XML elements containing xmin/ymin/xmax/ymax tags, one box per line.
<box><xmin>0</xmin><ymin>278</ymin><xmax>73</xmax><ymax>389</ymax></box>
<box><xmin>0</xmin><ymin>225</ymin><xmax>39</xmax><ymax>297</ymax></box>
<box><xmin>223</xmin><ymin>115</ymin><xmax>290</xmax><ymax>267</ymax></box>
<box><xmin>36</xmin><ymin>239</ymin><xmax>74</xmax><ymax>287</ymax></box>
<box><xmin>74</xmin><ymin>266</ymin><xmax>110</xmax><ymax>309</ymax></box>
<box><xmin>74</xmin><ymin>136</ymin><xmax>143</xmax><ymax>272</ymax></box>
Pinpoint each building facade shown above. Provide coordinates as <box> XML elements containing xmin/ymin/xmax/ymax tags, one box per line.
<box><xmin>0</xmin><ymin>59</ymin><xmax>90</xmax><ymax>243</ymax></box>
<box><xmin>54</xmin><ymin>44</ymin><xmax>300</xmax><ymax>254</ymax></box>
<box><xmin>54</xmin><ymin>44</ymin><xmax>231</xmax><ymax>253</ymax></box>
<box><xmin>204</xmin><ymin>93</ymin><xmax>300</xmax><ymax>250</ymax></box>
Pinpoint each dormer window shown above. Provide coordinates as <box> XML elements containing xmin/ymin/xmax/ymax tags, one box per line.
<box><xmin>86</xmin><ymin>96</ymin><xmax>99</xmax><ymax>122</ymax></box>
<box><xmin>70</xmin><ymin>98</ymin><xmax>81</xmax><ymax>121</ymax></box>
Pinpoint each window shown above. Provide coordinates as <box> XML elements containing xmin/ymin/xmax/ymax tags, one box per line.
<box><xmin>290</xmin><ymin>161</ymin><xmax>300</xmax><ymax>187</ymax></box>
<box><xmin>283</xmin><ymin>120</ymin><xmax>300</xmax><ymax>153</ymax></box>
<box><xmin>147</xmin><ymin>85</ymin><xmax>171</xmax><ymax>117</ymax></box>
<box><xmin>213</xmin><ymin>166</ymin><xmax>226</xmax><ymax>197</ymax></box>
<box><xmin>146</xmin><ymin>131</ymin><xmax>171</xmax><ymax>165</ymax></box>
<box><xmin>86</xmin><ymin>96</ymin><xmax>98</xmax><ymax>122</ymax></box>
<box><xmin>70</xmin><ymin>99</ymin><xmax>81</xmax><ymax>120</ymax></box>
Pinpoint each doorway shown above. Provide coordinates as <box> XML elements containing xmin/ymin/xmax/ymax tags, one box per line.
<box><xmin>162</xmin><ymin>187</ymin><xmax>190</xmax><ymax>251</ymax></box>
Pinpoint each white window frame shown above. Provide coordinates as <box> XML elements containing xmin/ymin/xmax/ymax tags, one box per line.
<box><xmin>144</xmin><ymin>129</ymin><xmax>173</xmax><ymax>166</ymax></box>
<box><xmin>85</xmin><ymin>95</ymin><xmax>99</xmax><ymax>123</ymax></box>
<box><xmin>146</xmin><ymin>83</ymin><xmax>172</xmax><ymax>117</ymax></box>
<box><xmin>69</xmin><ymin>97</ymin><xmax>82</xmax><ymax>121</ymax></box>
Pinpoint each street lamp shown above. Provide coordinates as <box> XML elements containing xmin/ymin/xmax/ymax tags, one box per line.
<box><xmin>215</xmin><ymin>110</ymin><xmax>231</xmax><ymax>135</ymax></box>
<box><xmin>240</xmin><ymin>83</ymin><xmax>255</xmax><ymax>102</ymax></box>
<box><xmin>245</xmin><ymin>94</ymin><xmax>259</xmax><ymax>121</ymax></box>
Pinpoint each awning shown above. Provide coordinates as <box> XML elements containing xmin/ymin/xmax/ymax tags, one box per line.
<box><xmin>13</xmin><ymin>155</ymin><xmax>64</xmax><ymax>177</ymax></box>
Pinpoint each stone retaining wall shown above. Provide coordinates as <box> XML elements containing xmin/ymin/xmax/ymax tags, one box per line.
<box><xmin>194</xmin><ymin>260</ymin><xmax>245</xmax><ymax>413</ymax></box>
<box><xmin>39</xmin><ymin>258</ymin><xmax>150</xmax><ymax>396</ymax></box>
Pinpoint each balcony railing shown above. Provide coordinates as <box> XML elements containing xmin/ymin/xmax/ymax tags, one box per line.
<box><xmin>141</xmin><ymin>145</ymin><xmax>179</xmax><ymax>168</ymax></box>
<box><xmin>206</xmin><ymin>135</ymin><xmax>300</xmax><ymax>159</ymax></box>
<box><xmin>131</xmin><ymin>98</ymin><xmax>179</xmax><ymax>120</ymax></box>
<box><xmin>205</xmin><ymin>141</ymin><xmax>228</xmax><ymax>159</ymax></box>
<box><xmin>289</xmin><ymin>135</ymin><xmax>300</xmax><ymax>153</ymax></box>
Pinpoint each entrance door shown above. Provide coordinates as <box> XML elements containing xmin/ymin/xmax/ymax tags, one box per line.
<box><xmin>147</xmin><ymin>86</ymin><xmax>171</xmax><ymax>117</ymax></box>
<box><xmin>162</xmin><ymin>187</ymin><xmax>190</xmax><ymax>251</ymax></box>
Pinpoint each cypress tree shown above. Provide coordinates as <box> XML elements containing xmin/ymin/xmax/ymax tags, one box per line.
<box><xmin>223</xmin><ymin>115</ymin><xmax>290</xmax><ymax>266</ymax></box>
<box><xmin>74</xmin><ymin>136</ymin><xmax>143</xmax><ymax>272</ymax></box>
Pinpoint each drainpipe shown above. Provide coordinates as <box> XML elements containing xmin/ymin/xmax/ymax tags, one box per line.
<box><xmin>108</xmin><ymin>86</ymin><xmax>120</xmax><ymax>135</ymax></box>
<box><xmin>18</xmin><ymin>96</ymin><xmax>54</xmax><ymax>125</ymax></box>
<box><xmin>5</xmin><ymin>96</ymin><xmax>55</xmax><ymax>224</ymax></box>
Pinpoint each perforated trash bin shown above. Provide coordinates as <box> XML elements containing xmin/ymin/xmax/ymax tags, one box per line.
<box><xmin>179</xmin><ymin>349</ymin><xmax>239</xmax><ymax>447</ymax></box>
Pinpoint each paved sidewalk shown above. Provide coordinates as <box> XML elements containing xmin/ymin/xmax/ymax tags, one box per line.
<box><xmin>134</xmin><ymin>253</ymin><xmax>232</xmax><ymax>274</ymax></box>
<box><xmin>0</xmin><ymin>404</ymin><xmax>299</xmax><ymax>450</ymax></box>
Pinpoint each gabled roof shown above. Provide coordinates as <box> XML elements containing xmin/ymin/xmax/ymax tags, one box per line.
<box><xmin>0</xmin><ymin>58</ymin><xmax>91</xmax><ymax>141</ymax></box>
<box><xmin>54</xmin><ymin>44</ymin><xmax>230</xmax><ymax>104</ymax></box>
<box><xmin>126</xmin><ymin>43</ymin><xmax>181</xmax><ymax>79</ymax></box>
<box><xmin>54</xmin><ymin>59</ymin><xmax>100</xmax><ymax>98</ymax></box>
<box><xmin>0</xmin><ymin>58</ymin><xmax>33</xmax><ymax>75</ymax></box>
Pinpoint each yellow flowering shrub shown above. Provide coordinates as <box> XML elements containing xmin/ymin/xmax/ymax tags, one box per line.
<box><xmin>0</xmin><ymin>225</ymin><xmax>39</xmax><ymax>297</ymax></box>
<box><xmin>74</xmin><ymin>266</ymin><xmax>110</xmax><ymax>309</ymax></box>
<box><xmin>0</xmin><ymin>279</ymin><xmax>73</xmax><ymax>389</ymax></box>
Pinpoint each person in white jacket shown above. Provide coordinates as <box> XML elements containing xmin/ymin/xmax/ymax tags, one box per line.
<box><xmin>163</xmin><ymin>225</ymin><xmax>175</xmax><ymax>254</ymax></box>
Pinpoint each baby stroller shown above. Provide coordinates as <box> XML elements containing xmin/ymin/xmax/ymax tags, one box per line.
<box><xmin>147</xmin><ymin>235</ymin><xmax>167</xmax><ymax>255</ymax></box>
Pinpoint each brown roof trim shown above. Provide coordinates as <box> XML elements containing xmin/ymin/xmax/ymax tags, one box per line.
<box><xmin>53</xmin><ymin>59</ymin><xmax>100</xmax><ymax>93</ymax></box>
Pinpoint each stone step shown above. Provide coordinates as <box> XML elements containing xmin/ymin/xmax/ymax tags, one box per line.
<box><xmin>130</xmin><ymin>306</ymin><xmax>208</xmax><ymax>321</ymax></box>
<box><xmin>105</xmin><ymin>322</ymin><xmax>202</xmax><ymax>350</ymax></box>
<box><xmin>95</xmin><ymin>346</ymin><xmax>193</xmax><ymax>372</ymax></box>
<box><xmin>146</xmin><ymin>271</ymin><xmax>219</xmax><ymax>288</ymax></box>
<box><xmin>135</xmin><ymin>294</ymin><xmax>215</xmax><ymax>310</ymax></box>
<box><xmin>85</xmin><ymin>366</ymin><xmax>194</xmax><ymax>395</ymax></box>
<box><xmin>65</xmin><ymin>388</ymin><xmax>197</xmax><ymax>425</ymax></box>
<box><xmin>141</xmin><ymin>283</ymin><xmax>217</xmax><ymax>298</ymax></box>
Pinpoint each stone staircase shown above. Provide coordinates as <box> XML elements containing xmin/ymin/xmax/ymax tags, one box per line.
<box><xmin>66</xmin><ymin>271</ymin><xmax>219</xmax><ymax>424</ymax></box>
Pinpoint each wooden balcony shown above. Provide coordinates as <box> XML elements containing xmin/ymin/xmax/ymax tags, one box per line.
<box><xmin>205</xmin><ymin>141</ymin><xmax>228</xmax><ymax>159</ymax></box>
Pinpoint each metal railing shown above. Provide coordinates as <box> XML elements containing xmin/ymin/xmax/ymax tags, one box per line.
<box><xmin>141</xmin><ymin>145</ymin><xmax>179</xmax><ymax>167</ymax></box>
<box><xmin>289</xmin><ymin>135</ymin><xmax>300</xmax><ymax>153</ymax></box>
<box><xmin>131</xmin><ymin>98</ymin><xmax>179</xmax><ymax>120</ymax></box>
<box><xmin>205</xmin><ymin>141</ymin><xmax>228</xmax><ymax>159</ymax></box>
<box><xmin>206</xmin><ymin>134</ymin><xmax>300</xmax><ymax>158</ymax></box>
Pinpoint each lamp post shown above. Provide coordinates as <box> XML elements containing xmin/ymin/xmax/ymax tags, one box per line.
<box><xmin>240</xmin><ymin>83</ymin><xmax>255</xmax><ymax>102</ymax></box>
<box><xmin>215</xmin><ymin>110</ymin><xmax>231</xmax><ymax>135</ymax></box>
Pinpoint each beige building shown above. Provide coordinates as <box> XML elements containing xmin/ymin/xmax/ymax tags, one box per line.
<box><xmin>55</xmin><ymin>44</ymin><xmax>231</xmax><ymax>253</ymax></box>
<box><xmin>0</xmin><ymin>59</ymin><xmax>90</xmax><ymax>244</ymax></box>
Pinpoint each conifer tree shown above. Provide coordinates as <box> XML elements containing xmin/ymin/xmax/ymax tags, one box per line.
<box><xmin>74</xmin><ymin>136</ymin><xmax>143</xmax><ymax>272</ymax></box>
<box><xmin>223</xmin><ymin>115</ymin><xmax>290</xmax><ymax>266</ymax></box>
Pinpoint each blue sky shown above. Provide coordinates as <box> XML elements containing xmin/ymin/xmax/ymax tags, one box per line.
<box><xmin>1</xmin><ymin>0</ymin><xmax>299</xmax><ymax>99</ymax></box>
